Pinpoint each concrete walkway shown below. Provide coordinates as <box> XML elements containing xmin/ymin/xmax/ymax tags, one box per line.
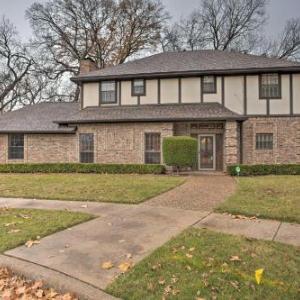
<box><xmin>0</xmin><ymin>198</ymin><xmax>209</xmax><ymax>291</ymax></box>
<box><xmin>195</xmin><ymin>212</ymin><xmax>300</xmax><ymax>247</ymax></box>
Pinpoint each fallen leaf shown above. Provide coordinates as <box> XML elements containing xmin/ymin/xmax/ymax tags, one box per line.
<box><xmin>18</xmin><ymin>214</ymin><xmax>31</xmax><ymax>219</ymax></box>
<box><xmin>151</xmin><ymin>263</ymin><xmax>161</xmax><ymax>270</ymax></box>
<box><xmin>126</xmin><ymin>253</ymin><xmax>132</xmax><ymax>259</ymax></box>
<box><xmin>229</xmin><ymin>255</ymin><xmax>241</xmax><ymax>262</ymax></box>
<box><xmin>230</xmin><ymin>281</ymin><xmax>240</xmax><ymax>290</ymax></box>
<box><xmin>158</xmin><ymin>278</ymin><xmax>165</xmax><ymax>285</ymax></box>
<box><xmin>25</xmin><ymin>240</ymin><xmax>40</xmax><ymax>248</ymax></box>
<box><xmin>15</xmin><ymin>286</ymin><xmax>26</xmax><ymax>295</ymax></box>
<box><xmin>101</xmin><ymin>261</ymin><xmax>114</xmax><ymax>270</ymax></box>
<box><xmin>31</xmin><ymin>280</ymin><xmax>43</xmax><ymax>290</ymax></box>
<box><xmin>189</xmin><ymin>247</ymin><xmax>195</xmax><ymax>252</ymax></box>
<box><xmin>255</xmin><ymin>268</ymin><xmax>264</xmax><ymax>284</ymax></box>
<box><xmin>186</xmin><ymin>253</ymin><xmax>193</xmax><ymax>258</ymax></box>
<box><xmin>118</xmin><ymin>262</ymin><xmax>133</xmax><ymax>272</ymax></box>
<box><xmin>8</xmin><ymin>229</ymin><xmax>21</xmax><ymax>234</ymax></box>
<box><xmin>35</xmin><ymin>289</ymin><xmax>44</xmax><ymax>298</ymax></box>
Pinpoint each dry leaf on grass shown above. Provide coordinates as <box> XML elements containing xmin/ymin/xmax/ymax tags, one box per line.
<box><xmin>186</xmin><ymin>253</ymin><xmax>193</xmax><ymax>258</ymax></box>
<box><xmin>25</xmin><ymin>240</ymin><xmax>40</xmax><ymax>248</ymax></box>
<box><xmin>18</xmin><ymin>213</ymin><xmax>31</xmax><ymax>219</ymax></box>
<box><xmin>229</xmin><ymin>256</ymin><xmax>241</xmax><ymax>262</ymax></box>
<box><xmin>8</xmin><ymin>229</ymin><xmax>21</xmax><ymax>234</ymax></box>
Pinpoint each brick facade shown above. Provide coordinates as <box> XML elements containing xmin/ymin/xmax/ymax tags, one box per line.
<box><xmin>224</xmin><ymin>121</ymin><xmax>240</xmax><ymax>166</ymax></box>
<box><xmin>242</xmin><ymin>117</ymin><xmax>300</xmax><ymax>164</ymax></box>
<box><xmin>77</xmin><ymin>122</ymin><xmax>173</xmax><ymax>163</ymax></box>
<box><xmin>0</xmin><ymin>123</ymin><xmax>173</xmax><ymax>164</ymax></box>
<box><xmin>1</xmin><ymin>117</ymin><xmax>300</xmax><ymax>168</ymax></box>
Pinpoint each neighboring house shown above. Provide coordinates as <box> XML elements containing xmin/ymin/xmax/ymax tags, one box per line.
<box><xmin>0</xmin><ymin>50</ymin><xmax>300</xmax><ymax>170</ymax></box>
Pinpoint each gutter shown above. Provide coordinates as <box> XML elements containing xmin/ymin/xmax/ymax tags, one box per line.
<box><xmin>54</xmin><ymin>116</ymin><xmax>248</xmax><ymax>125</ymax></box>
<box><xmin>71</xmin><ymin>66</ymin><xmax>300</xmax><ymax>83</ymax></box>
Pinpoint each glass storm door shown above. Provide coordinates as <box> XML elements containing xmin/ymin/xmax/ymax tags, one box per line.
<box><xmin>199</xmin><ymin>135</ymin><xmax>216</xmax><ymax>170</ymax></box>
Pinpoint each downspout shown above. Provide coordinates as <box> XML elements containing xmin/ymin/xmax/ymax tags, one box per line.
<box><xmin>239</xmin><ymin>121</ymin><xmax>243</xmax><ymax>164</ymax></box>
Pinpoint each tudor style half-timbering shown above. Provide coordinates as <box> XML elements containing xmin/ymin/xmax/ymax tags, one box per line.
<box><xmin>1</xmin><ymin>50</ymin><xmax>300</xmax><ymax>170</ymax></box>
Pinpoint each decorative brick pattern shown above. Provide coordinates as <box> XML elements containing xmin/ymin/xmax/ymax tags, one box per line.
<box><xmin>242</xmin><ymin>117</ymin><xmax>300</xmax><ymax>164</ymax></box>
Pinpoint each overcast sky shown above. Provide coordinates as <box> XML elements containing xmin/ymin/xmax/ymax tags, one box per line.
<box><xmin>1</xmin><ymin>0</ymin><xmax>300</xmax><ymax>40</ymax></box>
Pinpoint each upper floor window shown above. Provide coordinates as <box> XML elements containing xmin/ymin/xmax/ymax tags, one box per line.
<box><xmin>203</xmin><ymin>76</ymin><xmax>216</xmax><ymax>94</ymax></box>
<box><xmin>259</xmin><ymin>74</ymin><xmax>281</xmax><ymax>99</ymax></box>
<box><xmin>79</xmin><ymin>133</ymin><xmax>94</xmax><ymax>163</ymax></box>
<box><xmin>256</xmin><ymin>133</ymin><xmax>273</xmax><ymax>150</ymax></box>
<box><xmin>8</xmin><ymin>134</ymin><xmax>24</xmax><ymax>160</ymax></box>
<box><xmin>100</xmin><ymin>81</ymin><xmax>117</xmax><ymax>104</ymax></box>
<box><xmin>132</xmin><ymin>79</ymin><xmax>145</xmax><ymax>96</ymax></box>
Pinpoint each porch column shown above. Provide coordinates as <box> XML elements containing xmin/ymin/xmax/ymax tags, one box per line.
<box><xmin>224</xmin><ymin>121</ymin><xmax>240</xmax><ymax>169</ymax></box>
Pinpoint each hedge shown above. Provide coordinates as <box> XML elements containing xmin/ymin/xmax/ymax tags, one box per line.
<box><xmin>228</xmin><ymin>164</ymin><xmax>300</xmax><ymax>176</ymax></box>
<box><xmin>0</xmin><ymin>163</ymin><xmax>165</xmax><ymax>174</ymax></box>
<box><xmin>163</xmin><ymin>136</ymin><xmax>198</xmax><ymax>170</ymax></box>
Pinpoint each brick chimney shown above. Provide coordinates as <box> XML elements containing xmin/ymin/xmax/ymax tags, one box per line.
<box><xmin>79</xmin><ymin>58</ymin><xmax>98</xmax><ymax>74</ymax></box>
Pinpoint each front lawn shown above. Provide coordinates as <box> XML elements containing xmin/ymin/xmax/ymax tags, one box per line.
<box><xmin>0</xmin><ymin>208</ymin><xmax>92</xmax><ymax>252</ymax></box>
<box><xmin>216</xmin><ymin>176</ymin><xmax>300</xmax><ymax>223</ymax></box>
<box><xmin>0</xmin><ymin>174</ymin><xmax>184</xmax><ymax>204</ymax></box>
<box><xmin>107</xmin><ymin>228</ymin><xmax>300</xmax><ymax>300</ymax></box>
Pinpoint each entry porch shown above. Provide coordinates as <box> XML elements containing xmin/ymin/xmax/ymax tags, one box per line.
<box><xmin>173</xmin><ymin>121</ymin><xmax>241</xmax><ymax>171</ymax></box>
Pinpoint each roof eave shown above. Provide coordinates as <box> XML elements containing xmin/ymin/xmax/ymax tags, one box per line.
<box><xmin>71</xmin><ymin>66</ymin><xmax>300</xmax><ymax>82</ymax></box>
<box><xmin>55</xmin><ymin>116</ymin><xmax>248</xmax><ymax>125</ymax></box>
<box><xmin>0</xmin><ymin>130</ymin><xmax>77</xmax><ymax>134</ymax></box>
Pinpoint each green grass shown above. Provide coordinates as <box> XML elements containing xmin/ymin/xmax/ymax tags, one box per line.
<box><xmin>216</xmin><ymin>176</ymin><xmax>300</xmax><ymax>223</ymax></box>
<box><xmin>107</xmin><ymin>228</ymin><xmax>300</xmax><ymax>300</ymax></box>
<box><xmin>0</xmin><ymin>174</ymin><xmax>184</xmax><ymax>204</ymax></box>
<box><xmin>0</xmin><ymin>208</ymin><xmax>93</xmax><ymax>252</ymax></box>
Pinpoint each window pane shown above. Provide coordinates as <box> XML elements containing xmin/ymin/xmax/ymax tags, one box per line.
<box><xmin>145</xmin><ymin>133</ymin><xmax>161</xmax><ymax>164</ymax></box>
<box><xmin>79</xmin><ymin>133</ymin><xmax>94</xmax><ymax>163</ymax></box>
<box><xmin>133</xmin><ymin>79</ymin><xmax>145</xmax><ymax>95</ymax></box>
<box><xmin>101</xmin><ymin>81</ymin><xmax>116</xmax><ymax>103</ymax></box>
<box><xmin>256</xmin><ymin>133</ymin><xmax>273</xmax><ymax>150</ymax></box>
<box><xmin>260</xmin><ymin>74</ymin><xmax>280</xmax><ymax>98</ymax></box>
<box><xmin>101</xmin><ymin>81</ymin><xmax>115</xmax><ymax>92</ymax></box>
<box><xmin>8</xmin><ymin>134</ymin><xmax>24</xmax><ymax>160</ymax></box>
<box><xmin>203</xmin><ymin>76</ymin><xmax>216</xmax><ymax>93</ymax></box>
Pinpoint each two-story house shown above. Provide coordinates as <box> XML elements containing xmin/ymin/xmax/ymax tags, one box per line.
<box><xmin>1</xmin><ymin>50</ymin><xmax>300</xmax><ymax>170</ymax></box>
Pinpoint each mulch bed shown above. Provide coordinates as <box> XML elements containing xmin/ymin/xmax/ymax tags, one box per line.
<box><xmin>0</xmin><ymin>267</ymin><xmax>78</xmax><ymax>299</ymax></box>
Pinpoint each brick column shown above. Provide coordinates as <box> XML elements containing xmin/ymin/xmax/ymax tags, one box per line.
<box><xmin>224</xmin><ymin>121</ymin><xmax>240</xmax><ymax>169</ymax></box>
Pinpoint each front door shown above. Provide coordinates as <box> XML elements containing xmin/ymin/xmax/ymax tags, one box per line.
<box><xmin>198</xmin><ymin>135</ymin><xmax>216</xmax><ymax>170</ymax></box>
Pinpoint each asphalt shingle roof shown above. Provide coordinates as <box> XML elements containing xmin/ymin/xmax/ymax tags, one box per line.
<box><xmin>74</xmin><ymin>50</ymin><xmax>300</xmax><ymax>81</ymax></box>
<box><xmin>0</xmin><ymin>102</ymin><xmax>245</xmax><ymax>133</ymax></box>
<box><xmin>0</xmin><ymin>102</ymin><xmax>79</xmax><ymax>133</ymax></box>
<box><xmin>56</xmin><ymin>103</ymin><xmax>246</xmax><ymax>124</ymax></box>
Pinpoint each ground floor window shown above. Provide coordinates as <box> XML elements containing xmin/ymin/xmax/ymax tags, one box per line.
<box><xmin>8</xmin><ymin>134</ymin><xmax>24</xmax><ymax>160</ymax></box>
<box><xmin>79</xmin><ymin>133</ymin><xmax>94</xmax><ymax>163</ymax></box>
<box><xmin>256</xmin><ymin>133</ymin><xmax>273</xmax><ymax>150</ymax></box>
<box><xmin>145</xmin><ymin>133</ymin><xmax>161</xmax><ymax>164</ymax></box>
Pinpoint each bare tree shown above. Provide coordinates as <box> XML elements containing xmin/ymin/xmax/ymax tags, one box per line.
<box><xmin>26</xmin><ymin>0</ymin><xmax>168</xmax><ymax>101</ymax></box>
<box><xmin>162</xmin><ymin>0</ymin><xmax>267</xmax><ymax>53</ymax></box>
<box><xmin>0</xmin><ymin>16</ymin><xmax>34</xmax><ymax>112</ymax></box>
<box><xmin>265</xmin><ymin>18</ymin><xmax>300</xmax><ymax>61</ymax></box>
